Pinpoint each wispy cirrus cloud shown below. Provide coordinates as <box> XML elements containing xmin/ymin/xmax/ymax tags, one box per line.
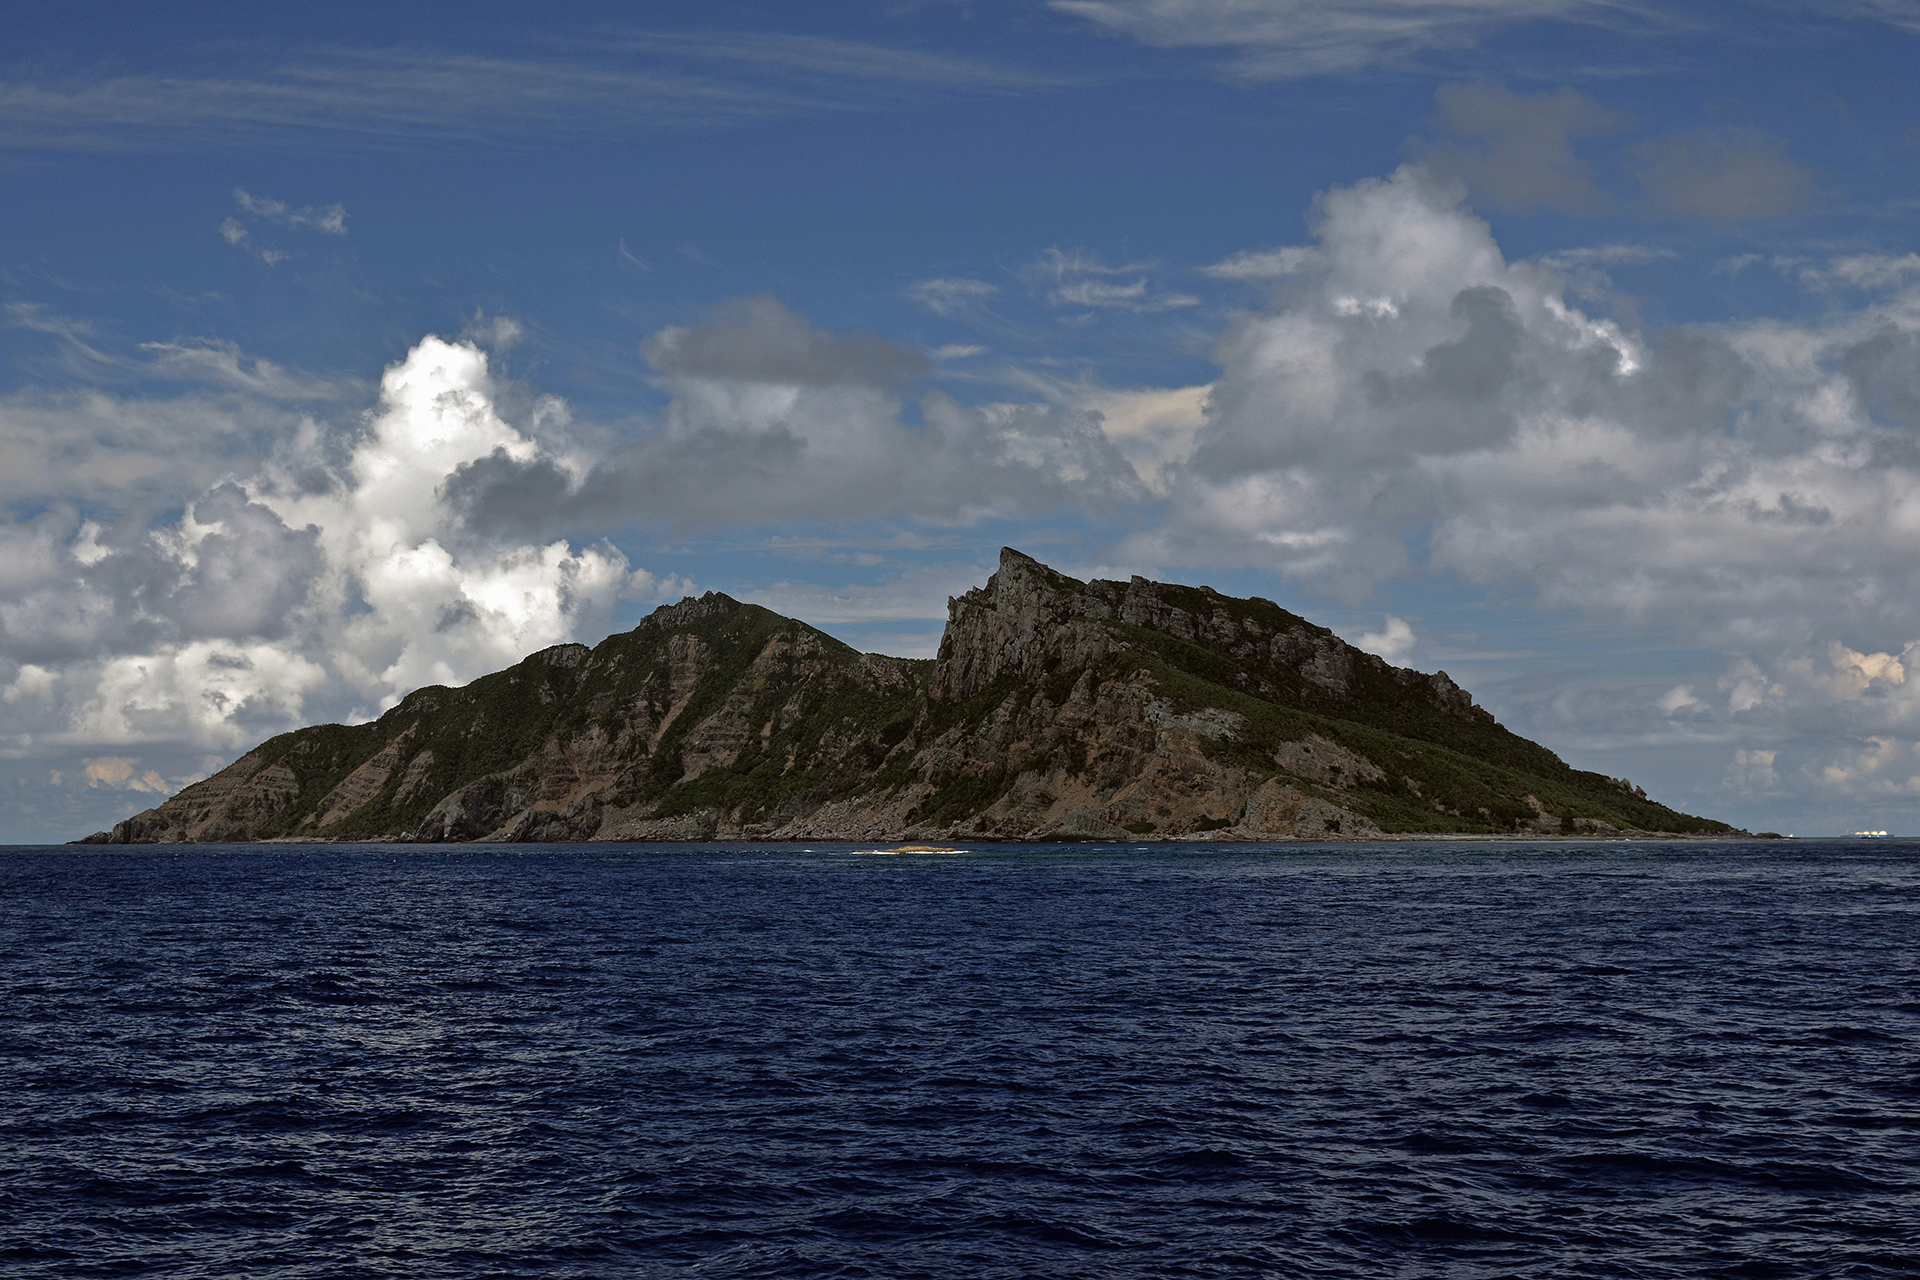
<box><xmin>1051</xmin><ymin>1</ymin><xmax>1920</xmax><ymax>82</ymax></box>
<box><xmin>1033</xmin><ymin>248</ymin><xmax>1198</xmax><ymax>313</ymax></box>
<box><xmin>1535</xmin><ymin>244</ymin><xmax>1677</xmax><ymax>268</ymax></box>
<box><xmin>1048</xmin><ymin>0</ymin><xmax>1637</xmax><ymax>79</ymax></box>
<box><xmin>232</xmin><ymin>188</ymin><xmax>347</xmax><ymax>235</ymax></box>
<box><xmin>0</xmin><ymin>53</ymin><xmax>819</xmax><ymax>150</ymax></box>
<box><xmin>6</xmin><ymin>302</ymin><xmax>360</xmax><ymax>401</ymax></box>
<box><xmin>907</xmin><ymin>277</ymin><xmax>1001</xmax><ymax>317</ymax></box>
<box><xmin>0</xmin><ymin>35</ymin><xmax>1071</xmax><ymax>153</ymax></box>
<box><xmin>1790</xmin><ymin>252</ymin><xmax>1920</xmax><ymax>291</ymax></box>
<box><xmin>613</xmin><ymin>32</ymin><xmax>1081</xmax><ymax>91</ymax></box>
<box><xmin>1201</xmin><ymin>246</ymin><xmax>1313</xmax><ymax>280</ymax></box>
<box><xmin>137</xmin><ymin>337</ymin><xmax>359</xmax><ymax>400</ymax></box>
<box><xmin>219</xmin><ymin>187</ymin><xmax>347</xmax><ymax>265</ymax></box>
<box><xmin>1836</xmin><ymin>0</ymin><xmax>1920</xmax><ymax>33</ymax></box>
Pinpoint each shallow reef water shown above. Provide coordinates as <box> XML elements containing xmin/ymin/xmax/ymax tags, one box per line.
<box><xmin>2</xmin><ymin>839</ymin><xmax>1916</xmax><ymax>1278</ymax></box>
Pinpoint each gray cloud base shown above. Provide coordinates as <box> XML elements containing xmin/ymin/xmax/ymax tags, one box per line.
<box><xmin>445</xmin><ymin>296</ymin><xmax>1141</xmax><ymax>540</ymax></box>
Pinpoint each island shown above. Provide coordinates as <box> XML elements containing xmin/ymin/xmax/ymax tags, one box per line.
<box><xmin>81</xmin><ymin>549</ymin><xmax>1739</xmax><ymax>844</ymax></box>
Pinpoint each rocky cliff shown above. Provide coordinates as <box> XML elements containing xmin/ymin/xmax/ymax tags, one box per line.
<box><xmin>82</xmin><ymin>549</ymin><xmax>1736</xmax><ymax>843</ymax></box>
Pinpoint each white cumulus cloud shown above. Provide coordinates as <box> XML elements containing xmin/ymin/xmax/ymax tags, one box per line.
<box><xmin>1356</xmin><ymin>616</ymin><xmax>1417</xmax><ymax>665</ymax></box>
<box><xmin>1120</xmin><ymin>161</ymin><xmax>1920</xmax><ymax>823</ymax></box>
<box><xmin>0</xmin><ymin>336</ymin><xmax>638</xmax><ymax>752</ymax></box>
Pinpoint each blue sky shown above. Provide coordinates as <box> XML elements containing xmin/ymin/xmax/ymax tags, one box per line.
<box><xmin>7</xmin><ymin>0</ymin><xmax>1920</xmax><ymax>840</ymax></box>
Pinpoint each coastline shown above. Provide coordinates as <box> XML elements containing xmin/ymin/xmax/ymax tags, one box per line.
<box><xmin>143</xmin><ymin>829</ymin><xmax>1785</xmax><ymax>847</ymax></box>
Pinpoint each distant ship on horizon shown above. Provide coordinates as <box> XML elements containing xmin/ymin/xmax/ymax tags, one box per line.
<box><xmin>1848</xmin><ymin>829</ymin><xmax>1891</xmax><ymax>838</ymax></box>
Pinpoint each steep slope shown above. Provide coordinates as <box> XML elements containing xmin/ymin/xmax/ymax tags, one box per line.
<box><xmin>84</xmin><ymin>549</ymin><xmax>1736</xmax><ymax>843</ymax></box>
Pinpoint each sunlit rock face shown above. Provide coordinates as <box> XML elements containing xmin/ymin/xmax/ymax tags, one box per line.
<box><xmin>84</xmin><ymin>549</ymin><xmax>1735</xmax><ymax>845</ymax></box>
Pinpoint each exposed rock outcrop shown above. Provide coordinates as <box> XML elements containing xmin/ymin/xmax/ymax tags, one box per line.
<box><xmin>81</xmin><ymin>549</ymin><xmax>1736</xmax><ymax>844</ymax></box>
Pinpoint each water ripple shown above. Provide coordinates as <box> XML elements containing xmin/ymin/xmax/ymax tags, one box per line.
<box><xmin>1</xmin><ymin>840</ymin><xmax>1916</xmax><ymax>1277</ymax></box>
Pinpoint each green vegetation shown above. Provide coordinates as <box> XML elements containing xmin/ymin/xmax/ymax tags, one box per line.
<box><xmin>1094</xmin><ymin>621</ymin><xmax>1725</xmax><ymax>835</ymax></box>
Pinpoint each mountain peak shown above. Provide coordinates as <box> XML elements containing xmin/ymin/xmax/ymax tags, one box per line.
<box><xmin>638</xmin><ymin>591</ymin><xmax>743</xmax><ymax>632</ymax></box>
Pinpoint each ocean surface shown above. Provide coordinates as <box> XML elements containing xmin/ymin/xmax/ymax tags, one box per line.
<box><xmin>2</xmin><ymin>840</ymin><xmax>1916</xmax><ymax>1279</ymax></box>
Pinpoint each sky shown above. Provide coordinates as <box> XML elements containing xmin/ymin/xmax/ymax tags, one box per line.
<box><xmin>6</xmin><ymin>0</ymin><xmax>1920</xmax><ymax>840</ymax></box>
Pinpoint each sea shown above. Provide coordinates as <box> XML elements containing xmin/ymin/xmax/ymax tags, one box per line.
<box><xmin>2</xmin><ymin>839</ymin><xmax>1915</xmax><ymax>1279</ymax></box>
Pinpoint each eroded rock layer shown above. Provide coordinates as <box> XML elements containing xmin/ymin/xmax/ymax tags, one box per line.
<box><xmin>83</xmin><ymin>549</ymin><xmax>1734</xmax><ymax>843</ymax></box>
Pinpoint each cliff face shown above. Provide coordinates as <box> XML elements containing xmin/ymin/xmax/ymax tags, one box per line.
<box><xmin>84</xmin><ymin>549</ymin><xmax>1734</xmax><ymax>844</ymax></box>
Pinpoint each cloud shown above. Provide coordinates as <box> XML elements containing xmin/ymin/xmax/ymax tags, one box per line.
<box><xmin>1838</xmin><ymin>0</ymin><xmax>1920</xmax><ymax>35</ymax></box>
<box><xmin>1659</xmin><ymin>685</ymin><xmax>1700</xmax><ymax>714</ymax></box>
<box><xmin>0</xmin><ymin>40</ymin><xmax>1065</xmax><ymax>152</ymax></box>
<box><xmin>1538</xmin><ymin>245</ymin><xmax>1677</xmax><ymax>268</ymax></box>
<box><xmin>1356</xmin><ymin>616</ymin><xmax>1417</xmax><ymax>665</ymax></box>
<box><xmin>617</xmin><ymin>239</ymin><xmax>653</xmax><ymax>274</ymax></box>
<box><xmin>460</xmin><ymin>314</ymin><xmax>525</xmax><ymax>352</ymax></box>
<box><xmin>138</xmin><ymin>337</ymin><xmax>356</xmax><ymax>399</ymax></box>
<box><xmin>907</xmin><ymin>277</ymin><xmax>1000</xmax><ymax>317</ymax></box>
<box><xmin>1112</xmin><ymin>161</ymin><xmax>1920</xmax><ymax>814</ymax></box>
<box><xmin>1050</xmin><ymin>0</ymin><xmax>1618</xmax><ymax>79</ymax></box>
<box><xmin>1008</xmin><ymin>377</ymin><xmax>1211</xmax><ymax>488</ymax></box>
<box><xmin>1405</xmin><ymin>82</ymin><xmax>1819</xmax><ymax>226</ymax></box>
<box><xmin>1727</xmin><ymin>747</ymin><xmax>1778</xmax><ymax>792</ymax></box>
<box><xmin>1033</xmin><ymin>248</ymin><xmax>1199</xmax><ymax>313</ymax></box>
<box><xmin>1810</xmin><ymin>735</ymin><xmax>1920</xmax><ymax>798</ymax></box>
<box><xmin>616</xmin><ymin>32</ymin><xmax>1078</xmax><ymax>91</ymax></box>
<box><xmin>445</xmin><ymin>296</ymin><xmax>1143</xmax><ymax>538</ymax></box>
<box><xmin>1091</xmin><ymin>384</ymin><xmax>1210</xmax><ymax>484</ymax></box>
<box><xmin>1629</xmin><ymin>127</ymin><xmax>1818</xmax><ymax>222</ymax></box>
<box><xmin>741</xmin><ymin>560</ymin><xmax>990</xmax><ymax>625</ymax></box>
<box><xmin>7</xmin><ymin>302</ymin><xmax>367</xmax><ymax>410</ymax></box>
<box><xmin>1201</xmin><ymin>246</ymin><xmax>1314</xmax><ymax>280</ymax></box>
<box><xmin>2</xmin><ymin>664</ymin><xmax>56</xmax><ymax>705</ymax></box>
<box><xmin>739</xmin><ymin>557</ymin><xmax>1004</xmax><ymax>658</ymax></box>
<box><xmin>644</xmin><ymin>294</ymin><xmax>928</xmax><ymax>387</ymax></box>
<box><xmin>1536</xmin><ymin>249</ymin><xmax>1674</xmax><ymax>278</ymax></box>
<box><xmin>1538</xmin><ymin>244</ymin><xmax>1680</xmax><ymax>304</ymax></box>
<box><xmin>0</xmin><ymin>336</ymin><xmax>637</xmax><ymax>751</ymax></box>
<box><xmin>82</xmin><ymin>756</ymin><xmax>170</xmax><ymax>793</ymax></box>
<box><xmin>233</xmin><ymin>188</ymin><xmax>348</xmax><ymax>234</ymax></box>
<box><xmin>219</xmin><ymin>188</ymin><xmax>347</xmax><ymax>265</ymax></box>
<box><xmin>0</xmin><ymin>298</ymin><xmax>1153</xmax><ymax>768</ymax></box>
<box><xmin>1791</xmin><ymin>252</ymin><xmax>1920</xmax><ymax>292</ymax></box>
<box><xmin>0</xmin><ymin>388</ymin><xmax>298</xmax><ymax>516</ymax></box>
<box><xmin>219</xmin><ymin>217</ymin><xmax>288</xmax><ymax>265</ymax></box>
<box><xmin>1409</xmin><ymin>81</ymin><xmax>1630</xmax><ymax>215</ymax></box>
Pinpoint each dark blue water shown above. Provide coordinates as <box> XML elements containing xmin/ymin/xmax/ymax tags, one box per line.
<box><xmin>2</xmin><ymin>841</ymin><xmax>1916</xmax><ymax>1278</ymax></box>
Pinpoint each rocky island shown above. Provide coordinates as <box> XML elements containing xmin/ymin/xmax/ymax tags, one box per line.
<box><xmin>82</xmin><ymin>549</ymin><xmax>1736</xmax><ymax>843</ymax></box>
